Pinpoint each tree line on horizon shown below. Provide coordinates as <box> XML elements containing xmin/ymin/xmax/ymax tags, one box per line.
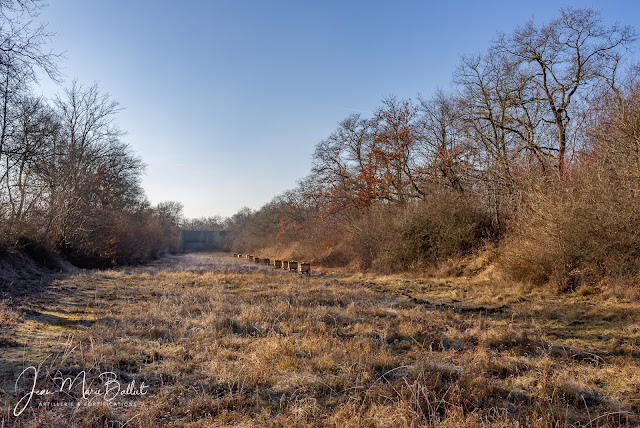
<box><xmin>220</xmin><ymin>7</ymin><xmax>640</xmax><ymax>290</ymax></box>
<box><xmin>2</xmin><ymin>2</ymin><xmax>639</xmax><ymax>289</ymax></box>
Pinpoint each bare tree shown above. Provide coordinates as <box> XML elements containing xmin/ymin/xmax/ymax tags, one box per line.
<box><xmin>0</xmin><ymin>0</ymin><xmax>59</xmax><ymax>170</ymax></box>
<box><xmin>417</xmin><ymin>90</ymin><xmax>468</xmax><ymax>192</ymax></box>
<box><xmin>311</xmin><ymin>113</ymin><xmax>376</xmax><ymax>209</ymax></box>
<box><xmin>3</xmin><ymin>95</ymin><xmax>57</xmax><ymax>229</ymax></box>
<box><xmin>454</xmin><ymin>53</ymin><xmax>530</xmax><ymax>228</ymax></box>
<box><xmin>495</xmin><ymin>7</ymin><xmax>636</xmax><ymax>174</ymax></box>
<box><xmin>44</xmin><ymin>82</ymin><xmax>135</xmax><ymax>248</ymax></box>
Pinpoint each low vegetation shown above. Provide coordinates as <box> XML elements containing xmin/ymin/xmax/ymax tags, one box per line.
<box><xmin>2</xmin><ymin>254</ymin><xmax>639</xmax><ymax>427</ymax></box>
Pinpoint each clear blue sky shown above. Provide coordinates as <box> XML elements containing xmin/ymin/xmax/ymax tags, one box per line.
<box><xmin>36</xmin><ymin>0</ymin><xmax>639</xmax><ymax>218</ymax></box>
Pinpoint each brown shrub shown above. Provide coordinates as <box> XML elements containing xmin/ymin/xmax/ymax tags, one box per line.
<box><xmin>346</xmin><ymin>191</ymin><xmax>492</xmax><ymax>272</ymax></box>
<box><xmin>499</xmin><ymin>167</ymin><xmax>640</xmax><ymax>289</ymax></box>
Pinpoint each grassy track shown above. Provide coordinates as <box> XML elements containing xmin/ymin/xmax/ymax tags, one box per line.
<box><xmin>1</xmin><ymin>253</ymin><xmax>638</xmax><ymax>427</ymax></box>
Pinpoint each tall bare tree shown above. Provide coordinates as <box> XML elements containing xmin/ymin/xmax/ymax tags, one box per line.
<box><xmin>0</xmin><ymin>0</ymin><xmax>58</xmax><ymax>228</ymax></box>
<box><xmin>495</xmin><ymin>7</ymin><xmax>636</xmax><ymax>174</ymax></box>
<box><xmin>0</xmin><ymin>0</ymin><xmax>58</xmax><ymax>166</ymax></box>
<box><xmin>45</xmin><ymin>82</ymin><xmax>140</xmax><ymax>248</ymax></box>
<box><xmin>417</xmin><ymin>90</ymin><xmax>468</xmax><ymax>192</ymax></box>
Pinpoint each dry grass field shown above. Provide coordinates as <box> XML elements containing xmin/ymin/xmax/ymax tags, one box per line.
<box><xmin>1</xmin><ymin>253</ymin><xmax>639</xmax><ymax>427</ymax></box>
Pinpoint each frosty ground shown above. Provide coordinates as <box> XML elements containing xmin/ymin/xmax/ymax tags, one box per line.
<box><xmin>1</xmin><ymin>253</ymin><xmax>638</xmax><ymax>427</ymax></box>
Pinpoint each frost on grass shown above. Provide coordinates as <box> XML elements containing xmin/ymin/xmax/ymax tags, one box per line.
<box><xmin>1</xmin><ymin>254</ymin><xmax>638</xmax><ymax>428</ymax></box>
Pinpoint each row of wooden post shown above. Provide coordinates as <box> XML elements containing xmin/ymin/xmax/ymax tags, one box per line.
<box><xmin>232</xmin><ymin>253</ymin><xmax>311</xmax><ymax>275</ymax></box>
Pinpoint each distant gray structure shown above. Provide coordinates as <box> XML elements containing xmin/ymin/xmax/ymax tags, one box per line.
<box><xmin>180</xmin><ymin>230</ymin><xmax>228</xmax><ymax>252</ymax></box>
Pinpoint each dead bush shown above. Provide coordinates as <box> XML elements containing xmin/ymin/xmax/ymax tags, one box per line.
<box><xmin>345</xmin><ymin>192</ymin><xmax>492</xmax><ymax>272</ymax></box>
<box><xmin>500</xmin><ymin>166</ymin><xmax>640</xmax><ymax>289</ymax></box>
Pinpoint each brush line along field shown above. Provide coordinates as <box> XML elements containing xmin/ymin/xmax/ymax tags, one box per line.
<box><xmin>1</xmin><ymin>253</ymin><xmax>639</xmax><ymax>427</ymax></box>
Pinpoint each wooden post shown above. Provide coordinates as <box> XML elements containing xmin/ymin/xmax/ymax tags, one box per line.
<box><xmin>299</xmin><ymin>262</ymin><xmax>311</xmax><ymax>275</ymax></box>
